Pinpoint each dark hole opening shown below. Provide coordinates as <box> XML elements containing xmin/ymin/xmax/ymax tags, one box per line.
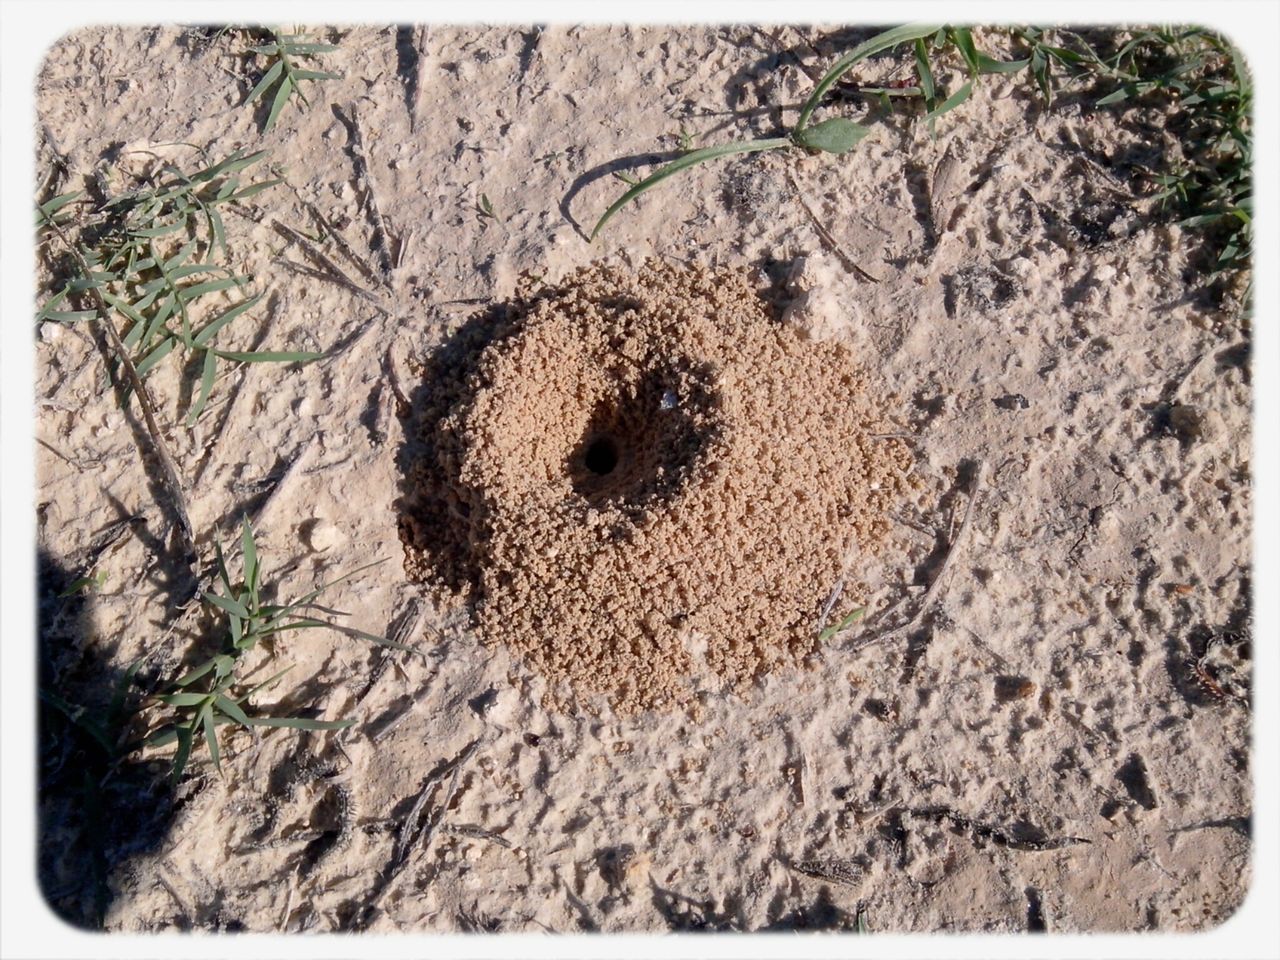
<box><xmin>584</xmin><ymin>437</ymin><xmax>619</xmax><ymax>475</ymax></box>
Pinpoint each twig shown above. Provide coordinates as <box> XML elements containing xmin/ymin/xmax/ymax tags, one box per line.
<box><xmin>297</xmin><ymin>196</ymin><xmax>382</xmax><ymax>288</ymax></box>
<box><xmin>444</xmin><ymin>823</ymin><xmax>512</xmax><ymax>848</ymax></box>
<box><xmin>334</xmin><ymin>101</ymin><xmax>395</xmax><ymax>283</ymax></box>
<box><xmin>271</xmin><ymin>223</ymin><xmax>389</xmax><ymax>315</ymax></box>
<box><xmin>418</xmin><ymin>739</ymin><xmax>478</xmax><ymax>855</ymax></box>
<box><xmin>383</xmin><ymin>345</ymin><xmax>411</xmax><ymax>417</ymax></box>
<box><xmin>394</xmin><ymin>226</ymin><xmax>413</xmax><ymax>269</ymax></box>
<box><xmin>278</xmin><ymin>881</ymin><xmax>294</xmax><ymax>932</ymax></box>
<box><xmin>911</xmin><ymin>806</ymin><xmax>1091</xmax><ymax>852</ymax></box>
<box><xmin>359</xmin><ymin>739</ymin><xmax>481</xmax><ymax>928</ymax></box>
<box><xmin>785</xmin><ymin>167</ymin><xmax>881</xmax><ymax>283</ymax></box>
<box><xmin>848</xmin><ymin>459</ymin><xmax>986</xmax><ymax>652</ymax></box>
<box><xmin>45</xmin><ymin>220</ymin><xmax>197</xmax><ymax>572</ymax></box>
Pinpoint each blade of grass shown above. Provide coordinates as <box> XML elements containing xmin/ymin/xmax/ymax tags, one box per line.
<box><xmin>796</xmin><ymin>23</ymin><xmax>942</xmax><ymax>130</ymax></box>
<box><xmin>590</xmin><ymin>137</ymin><xmax>790</xmax><ymax>241</ymax></box>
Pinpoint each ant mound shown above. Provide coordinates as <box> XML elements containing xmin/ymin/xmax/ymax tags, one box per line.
<box><xmin>399</xmin><ymin>260</ymin><xmax>915</xmax><ymax>713</ymax></box>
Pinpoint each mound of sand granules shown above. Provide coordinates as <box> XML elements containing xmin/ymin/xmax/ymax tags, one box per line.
<box><xmin>398</xmin><ymin>260</ymin><xmax>915</xmax><ymax>712</ymax></box>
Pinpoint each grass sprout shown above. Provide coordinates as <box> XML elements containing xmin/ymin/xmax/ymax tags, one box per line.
<box><xmin>57</xmin><ymin>570</ymin><xmax>108</xmax><ymax>598</ymax></box>
<box><xmin>35</xmin><ymin>189</ymin><xmax>84</xmax><ymax>229</ymax></box>
<box><xmin>477</xmin><ymin>192</ymin><xmax>499</xmax><ymax>221</ymax></box>
<box><xmin>818</xmin><ymin>607</ymin><xmax>866</xmax><ymax>644</ymax></box>
<box><xmin>244</xmin><ymin>29</ymin><xmax>342</xmax><ymax>132</ymax></box>
<box><xmin>37</xmin><ymin>148</ymin><xmax>322</xmax><ymax>424</ymax></box>
<box><xmin>146</xmin><ymin>518</ymin><xmax>406</xmax><ymax>785</ymax></box>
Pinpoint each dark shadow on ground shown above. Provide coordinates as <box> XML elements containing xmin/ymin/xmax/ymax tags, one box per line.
<box><xmin>37</xmin><ymin>548</ymin><xmax>175</xmax><ymax>930</ymax></box>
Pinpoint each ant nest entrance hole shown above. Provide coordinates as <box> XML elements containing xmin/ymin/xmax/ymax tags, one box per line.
<box><xmin>566</xmin><ymin>367</ymin><xmax>717</xmax><ymax>511</ymax></box>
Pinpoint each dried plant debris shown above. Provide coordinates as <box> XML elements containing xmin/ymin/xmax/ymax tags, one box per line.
<box><xmin>1189</xmin><ymin>628</ymin><xmax>1251</xmax><ymax>706</ymax></box>
<box><xmin>400</xmin><ymin>259</ymin><xmax>915</xmax><ymax>711</ymax></box>
<box><xmin>910</xmin><ymin>806</ymin><xmax>1091</xmax><ymax>852</ymax></box>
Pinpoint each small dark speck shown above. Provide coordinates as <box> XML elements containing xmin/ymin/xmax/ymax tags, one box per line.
<box><xmin>994</xmin><ymin>393</ymin><xmax>1029</xmax><ymax>411</ymax></box>
<box><xmin>468</xmin><ymin>687</ymin><xmax>498</xmax><ymax>717</ymax></box>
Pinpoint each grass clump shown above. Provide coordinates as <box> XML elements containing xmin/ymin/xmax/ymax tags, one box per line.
<box><xmin>40</xmin><ymin>520</ymin><xmax>404</xmax><ymax>792</ymax></box>
<box><xmin>590</xmin><ymin>24</ymin><xmax>960</xmax><ymax>239</ymax></box>
<box><xmin>589</xmin><ymin>23</ymin><xmax>1252</xmax><ymax>275</ymax></box>
<box><xmin>244</xmin><ymin>28</ymin><xmax>342</xmax><ymax>131</ymax></box>
<box><xmin>146</xmin><ymin>519</ymin><xmax>399</xmax><ymax>784</ymax></box>
<box><xmin>1097</xmin><ymin>27</ymin><xmax>1252</xmax><ymax>277</ymax></box>
<box><xmin>36</xmin><ymin>148</ymin><xmax>321</xmax><ymax>424</ymax></box>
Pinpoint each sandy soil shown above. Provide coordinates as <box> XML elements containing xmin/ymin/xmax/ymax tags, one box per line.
<box><xmin>34</xmin><ymin>24</ymin><xmax>1251</xmax><ymax>933</ymax></box>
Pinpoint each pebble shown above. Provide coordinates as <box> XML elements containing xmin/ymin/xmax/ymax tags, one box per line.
<box><xmin>306</xmin><ymin>519</ymin><xmax>344</xmax><ymax>553</ymax></box>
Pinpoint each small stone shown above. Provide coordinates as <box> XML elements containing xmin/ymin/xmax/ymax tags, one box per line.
<box><xmin>305</xmin><ymin>519</ymin><xmax>343</xmax><ymax>553</ymax></box>
<box><xmin>39</xmin><ymin>322</ymin><xmax>64</xmax><ymax>343</ymax></box>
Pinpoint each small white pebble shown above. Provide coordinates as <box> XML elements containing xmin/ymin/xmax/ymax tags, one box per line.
<box><xmin>40</xmin><ymin>322</ymin><xmax>63</xmax><ymax>343</ymax></box>
<box><xmin>1008</xmin><ymin>257</ymin><xmax>1036</xmax><ymax>280</ymax></box>
<box><xmin>306</xmin><ymin>519</ymin><xmax>343</xmax><ymax>553</ymax></box>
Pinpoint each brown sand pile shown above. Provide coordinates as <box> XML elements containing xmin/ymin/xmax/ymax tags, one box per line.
<box><xmin>400</xmin><ymin>260</ymin><xmax>914</xmax><ymax>711</ymax></box>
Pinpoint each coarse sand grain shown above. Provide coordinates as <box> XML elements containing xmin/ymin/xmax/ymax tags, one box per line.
<box><xmin>399</xmin><ymin>259</ymin><xmax>916</xmax><ymax>712</ymax></box>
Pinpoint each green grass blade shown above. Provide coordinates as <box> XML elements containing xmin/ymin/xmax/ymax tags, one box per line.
<box><xmin>201</xmin><ymin>703</ymin><xmax>221</xmax><ymax>775</ymax></box>
<box><xmin>279</xmin><ymin>41</ymin><xmax>339</xmax><ymax>54</ymax></box>
<box><xmin>193</xmin><ymin>293</ymin><xmax>263</xmax><ymax>347</ymax></box>
<box><xmin>214</xmin><ymin>537</ymin><xmax>233</xmax><ymax>594</ymax></box>
<box><xmin>818</xmin><ymin>607</ymin><xmax>866</xmax><ymax>643</ymax></box>
<box><xmin>192</xmin><ymin>148</ymin><xmax>266</xmax><ymax>182</ymax></box>
<box><xmin>241</xmin><ymin>518</ymin><xmax>258</xmax><ymax>595</ymax></box>
<box><xmin>204</xmin><ymin>591</ymin><xmax>250</xmax><ymax>619</ymax></box>
<box><xmin>131</xmin><ymin>218</ymin><xmax>186</xmax><ymax>239</ymax></box>
<box><xmin>213</xmin><ymin>695</ymin><xmax>253</xmax><ymax>727</ymax></box>
<box><xmin>174</xmin><ymin>659</ymin><xmax>218</xmax><ymax>687</ymax></box>
<box><xmin>227</xmin><ymin>178</ymin><xmax>283</xmax><ymax>202</ymax></box>
<box><xmin>246</xmin><ymin>58</ymin><xmax>284</xmax><ymax>104</ymax></box>
<box><xmin>134</xmin><ymin>337</ymin><xmax>175</xmax><ymax>377</ymax></box>
<box><xmin>170</xmin><ymin>726</ymin><xmax>194</xmax><ymax>786</ymax></box>
<box><xmin>924</xmin><ymin>80</ymin><xmax>974</xmax><ymax>123</ymax></box>
<box><xmin>265</xmin><ymin>75</ymin><xmax>294</xmax><ymax>130</ymax></box>
<box><xmin>257</xmin><ymin>618</ymin><xmax>330</xmax><ymax>635</ymax></box>
<box><xmin>187</xmin><ymin>349</ymin><xmax>217</xmax><ymax>425</ymax></box>
<box><xmin>797</xmin><ymin>23</ymin><xmax>942</xmax><ymax>130</ymax></box>
<box><xmin>915</xmin><ymin>38</ymin><xmax>937</xmax><ymax>106</ymax></box>
<box><xmin>590</xmin><ymin>137</ymin><xmax>790</xmax><ymax>240</ymax></box>
<box><xmin>164</xmin><ymin>240</ymin><xmax>199</xmax><ymax>270</ymax></box>
<box><xmin>179</xmin><ymin>276</ymin><xmax>244</xmax><ymax>300</ymax></box>
<box><xmin>977</xmin><ymin>53</ymin><xmax>1030</xmax><ymax>74</ymax></box>
<box><xmin>166</xmin><ymin>264</ymin><xmax>223</xmax><ymax>281</ymax></box>
<box><xmin>949</xmin><ymin>27</ymin><xmax>981</xmax><ymax>74</ymax></box>
<box><xmin>158</xmin><ymin>691</ymin><xmax>210</xmax><ymax>708</ymax></box>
